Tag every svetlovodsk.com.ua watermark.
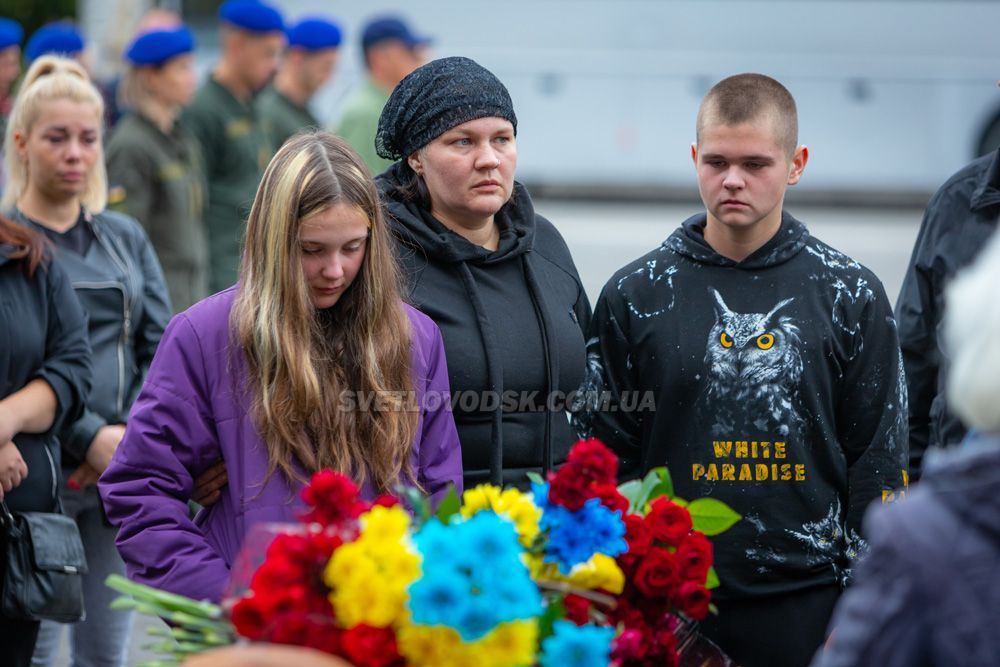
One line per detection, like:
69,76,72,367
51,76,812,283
336,390,656,413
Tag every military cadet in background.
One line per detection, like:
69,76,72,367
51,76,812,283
180,0,284,293
106,25,208,312
23,22,85,65
0,18,22,133
0,17,22,192
335,16,429,175
258,16,342,150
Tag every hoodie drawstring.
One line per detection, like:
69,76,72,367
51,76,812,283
522,254,559,476
457,263,505,485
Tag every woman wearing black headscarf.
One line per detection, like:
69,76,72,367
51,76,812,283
375,56,591,489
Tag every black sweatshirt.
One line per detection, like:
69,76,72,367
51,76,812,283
378,163,591,489
578,212,908,599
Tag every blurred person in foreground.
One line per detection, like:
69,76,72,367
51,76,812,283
376,57,591,489
23,22,85,65
3,55,171,667
577,73,907,667
258,16,342,149
0,214,91,666
181,0,284,293
106,24,207,312
99,132,462,604
895,139,1000,480
335,15,429,175
812,228,1000,667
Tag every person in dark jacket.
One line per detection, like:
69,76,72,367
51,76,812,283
895,148,1000,479
181,0,284,293
0,215,91,667
812,228,1000,667
107,24,208,313
257,16,342,149
375,56,591,489
3,55,172,667
578,74,908,667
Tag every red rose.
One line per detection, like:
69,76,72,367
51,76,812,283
592,483,629,514
649,627,680,667
645,498,692,546
567,438,619,485
676,531,713,582
340,624,402,667
624,513,653,555
563,593,592,625
634,549,680,598
677,581,712,620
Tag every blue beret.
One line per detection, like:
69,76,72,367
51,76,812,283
0,18,23,50
287,18,342,51
219,0,285,34
361,16,430,52
125,27,194,66
25,24,85,63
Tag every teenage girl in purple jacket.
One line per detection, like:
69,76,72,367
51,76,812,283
99,133,463,603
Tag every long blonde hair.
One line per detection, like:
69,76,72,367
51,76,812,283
231,132,418,493
2,55,107,212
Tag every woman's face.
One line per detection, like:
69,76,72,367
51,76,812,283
145,53,197,108
16,98,101,204
408,116,517,227
298,202,370,310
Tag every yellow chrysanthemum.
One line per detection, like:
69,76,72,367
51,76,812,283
478,620,537,667
461,485,542,547
529,553,625,595
359,504,411,544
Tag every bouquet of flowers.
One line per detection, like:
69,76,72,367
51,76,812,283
109,439,740,667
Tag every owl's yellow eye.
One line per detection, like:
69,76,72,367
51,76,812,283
756,334,775,350
720,332,733,348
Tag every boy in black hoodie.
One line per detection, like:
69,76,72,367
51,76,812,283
577,74,908,667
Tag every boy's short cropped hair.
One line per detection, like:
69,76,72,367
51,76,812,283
696,73,798,157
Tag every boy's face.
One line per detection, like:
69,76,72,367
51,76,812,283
692,117,807,235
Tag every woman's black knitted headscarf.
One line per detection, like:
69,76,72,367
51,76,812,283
375,56,517,161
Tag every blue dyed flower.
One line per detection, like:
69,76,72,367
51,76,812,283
540,620,615,667
408,569,469,626
541,496,628,573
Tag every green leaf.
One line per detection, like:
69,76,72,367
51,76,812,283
537,598,567,640
647,466,674,501
434,485,462,523
687,498,741,536
617,479,643,510
671,497,688,508
526,471,546,485
705,566,720,590
396,484,432,526
708,602,719,616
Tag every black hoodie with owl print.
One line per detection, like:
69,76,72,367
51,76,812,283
576,211,907,600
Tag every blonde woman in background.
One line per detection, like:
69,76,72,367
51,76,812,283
3,55,172,667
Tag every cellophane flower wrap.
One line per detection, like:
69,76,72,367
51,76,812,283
110,439,740,667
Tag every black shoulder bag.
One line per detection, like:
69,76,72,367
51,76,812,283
0,499,88,622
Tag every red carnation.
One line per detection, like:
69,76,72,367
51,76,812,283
634,549,680,598
645,497,692,546
300,470,368,527
340,624,402,667
677,580,712,620
611,627,648,662
563,593,592,625
230,596,267,640
567,438,618,485
623,513,653,556
547,469,592,511
676,531,713,582
591,482,629,514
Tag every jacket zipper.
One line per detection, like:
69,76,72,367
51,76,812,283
73,281,129,414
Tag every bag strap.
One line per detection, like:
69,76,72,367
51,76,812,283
0,499,15,531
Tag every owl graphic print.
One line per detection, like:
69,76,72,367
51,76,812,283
703,289,804,439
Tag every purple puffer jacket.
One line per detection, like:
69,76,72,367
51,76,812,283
99,287,462,603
